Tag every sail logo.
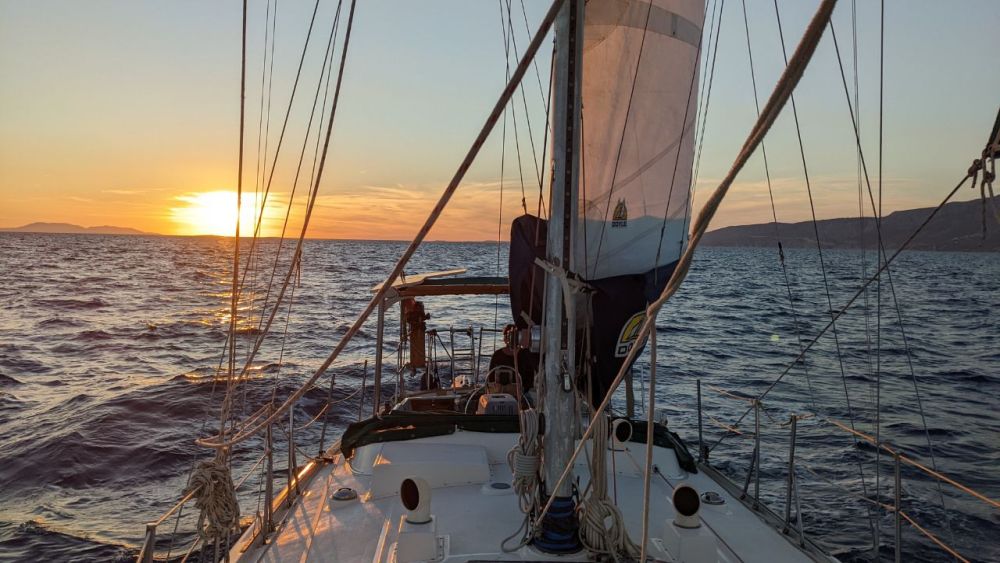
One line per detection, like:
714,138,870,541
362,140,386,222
612,199,628,228
615,311,644,357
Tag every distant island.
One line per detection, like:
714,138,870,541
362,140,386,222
0,222,151,235
702,197,999,252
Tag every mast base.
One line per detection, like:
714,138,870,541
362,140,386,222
533,495,582,554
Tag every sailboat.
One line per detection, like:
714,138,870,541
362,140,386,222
135,0,1000,561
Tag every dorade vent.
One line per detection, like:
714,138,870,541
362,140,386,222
401,477,432,524
673,483,701,528
612,418,633,446
663,483,717,562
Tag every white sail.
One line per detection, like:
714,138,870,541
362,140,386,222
576,0,703,281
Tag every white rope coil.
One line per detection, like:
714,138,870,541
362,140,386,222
577,414,640,560
186,458,241,542
508,408,541,513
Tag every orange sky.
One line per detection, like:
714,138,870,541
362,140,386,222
1,1,996,241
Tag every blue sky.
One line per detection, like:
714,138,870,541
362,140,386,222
1,0,997,238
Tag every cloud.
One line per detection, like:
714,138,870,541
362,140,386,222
306,180,529,240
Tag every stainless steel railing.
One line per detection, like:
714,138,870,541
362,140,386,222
696,378,996,563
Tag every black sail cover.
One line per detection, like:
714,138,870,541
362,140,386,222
509,0,702,402
510,215,677,403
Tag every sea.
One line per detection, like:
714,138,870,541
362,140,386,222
0,233,996,562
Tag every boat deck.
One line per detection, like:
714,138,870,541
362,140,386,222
230,429,830,562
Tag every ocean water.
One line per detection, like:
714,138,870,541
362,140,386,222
0,233,996,562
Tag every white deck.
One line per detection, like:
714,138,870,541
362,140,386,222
229,429,831,562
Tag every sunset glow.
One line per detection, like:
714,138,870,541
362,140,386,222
170,191,273,237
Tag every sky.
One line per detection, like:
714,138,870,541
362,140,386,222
1,0,997,240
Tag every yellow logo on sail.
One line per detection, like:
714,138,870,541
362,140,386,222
612,199,628,228
615,311,644,357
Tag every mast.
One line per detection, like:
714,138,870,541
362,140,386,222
538,0,583,552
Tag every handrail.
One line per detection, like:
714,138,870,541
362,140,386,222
153,487,200,528
706,383,755,404
703,382,1000,512
697,380,991,563
823,417,1000,510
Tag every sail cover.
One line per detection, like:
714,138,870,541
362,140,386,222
575,0,703,280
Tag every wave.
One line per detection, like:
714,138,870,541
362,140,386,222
0,520,132,563
0,374,23,386
32,297,109,310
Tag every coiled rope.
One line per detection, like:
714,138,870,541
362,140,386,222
501,408,541,552
577,414,640,561
185,458,241,543
508,408,541,513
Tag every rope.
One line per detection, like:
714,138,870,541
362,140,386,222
577,414,640,560
638,329,657,562
198,0,567,450
218,0,327,431
255,0,343,338
508,408,541,513
534,0,840,528
186,459,241,543
500,408,540,553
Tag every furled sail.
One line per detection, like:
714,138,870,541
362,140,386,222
580,0,703,401
576,0,703,281
510,0,703,402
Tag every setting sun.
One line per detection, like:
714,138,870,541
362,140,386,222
169,191,277,237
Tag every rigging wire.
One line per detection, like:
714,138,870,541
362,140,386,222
770,1,876,543
874,0,884,551
688,0,725,211
826,18,957,546
502,0,542,212
738,0,816,413
225,0,324,330
534,0,841,525
705,170,976,453
495,0,511,351
851,0,876,438
255,1,343,341
220,0,250,436
198,0,566,450
655,0,714,277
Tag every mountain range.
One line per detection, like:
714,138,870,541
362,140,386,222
701,197,999,252
3,197,999,251
0,222,150,235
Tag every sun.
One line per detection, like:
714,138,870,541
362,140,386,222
170,191,274,236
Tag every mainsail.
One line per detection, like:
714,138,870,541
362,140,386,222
511,0,703,401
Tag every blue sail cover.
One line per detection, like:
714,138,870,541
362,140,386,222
511,0,702,402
